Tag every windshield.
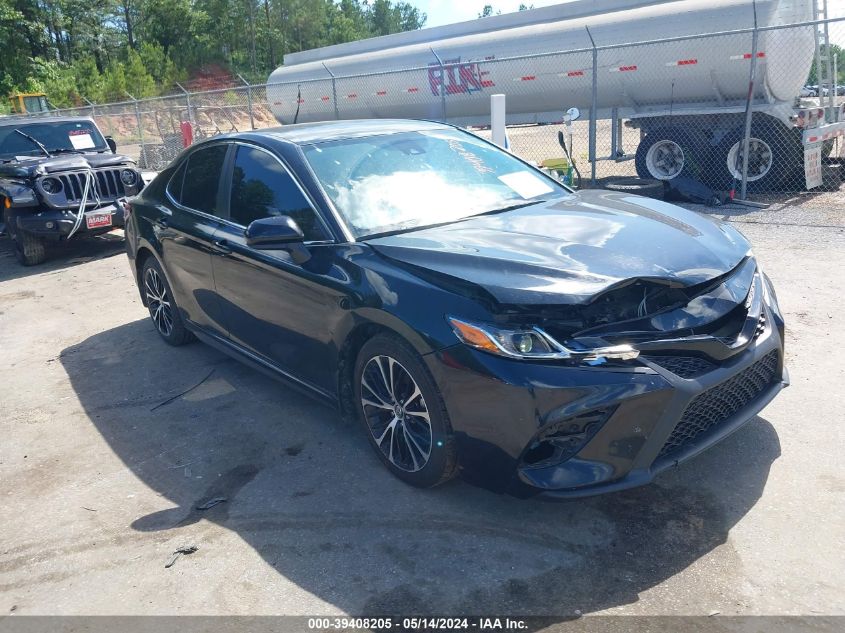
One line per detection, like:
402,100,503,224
301,128,570,238
0,121,108,159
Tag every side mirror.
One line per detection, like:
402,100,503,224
565,107,581,122
245,215,310,264
105,136,117,153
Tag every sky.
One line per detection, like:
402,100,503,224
416,0,567,28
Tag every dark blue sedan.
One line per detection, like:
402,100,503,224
124,119,787,498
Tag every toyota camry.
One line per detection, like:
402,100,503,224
124,119,788,498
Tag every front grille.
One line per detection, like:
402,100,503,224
58,169,126,203
658,350,779,459
643,355,717,379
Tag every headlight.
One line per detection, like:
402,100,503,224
41,177,62,194
120,169,138,186
447,317,639,361
449,317,556,358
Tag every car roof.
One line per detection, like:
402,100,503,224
0,116,96,128
233,119,452,145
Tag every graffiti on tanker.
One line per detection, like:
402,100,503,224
428,57,496,97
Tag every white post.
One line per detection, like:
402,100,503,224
491,94,507,149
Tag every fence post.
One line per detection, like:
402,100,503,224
176,82,193,125
237,73,256,130
491,94,507,148
82,96,95,119
125,92,145,168
322,63,339,120
739,3,760,200
430,47,447,122
585,27,598,185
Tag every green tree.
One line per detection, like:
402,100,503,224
124,48,157,97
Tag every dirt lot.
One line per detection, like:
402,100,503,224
0,196,843,619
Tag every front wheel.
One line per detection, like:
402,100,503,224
4,211,46,266
353,333,457,488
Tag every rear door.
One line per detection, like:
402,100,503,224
157,142,231,333
210,142,342,394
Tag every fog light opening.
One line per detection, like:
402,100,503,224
523,441,556,466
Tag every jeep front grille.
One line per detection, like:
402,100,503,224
58,169,126,203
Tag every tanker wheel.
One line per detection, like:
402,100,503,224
635,127,706,182
710,117,802,192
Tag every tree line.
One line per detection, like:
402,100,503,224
0,0,426,110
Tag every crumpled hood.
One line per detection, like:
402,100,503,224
366,190,751,305
0,152,135,178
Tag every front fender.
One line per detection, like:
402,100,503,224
0,181,39,208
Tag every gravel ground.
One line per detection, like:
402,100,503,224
0,195,843,620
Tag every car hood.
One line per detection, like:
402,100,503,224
0,153,135,178
366,190,751,305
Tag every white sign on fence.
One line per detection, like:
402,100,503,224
804,142,822,190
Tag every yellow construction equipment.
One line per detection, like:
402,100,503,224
7,93,49,114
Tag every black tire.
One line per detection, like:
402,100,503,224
141,257,195,346
4,211,47,266
635,127,707,182
604,177,664,199
353,333,457,488
708,116,802,192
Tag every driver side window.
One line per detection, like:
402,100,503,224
229,146,327,242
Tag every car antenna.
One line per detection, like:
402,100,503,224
13,129,52,157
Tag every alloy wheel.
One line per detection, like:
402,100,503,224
144,267,174,337
360,355,433,473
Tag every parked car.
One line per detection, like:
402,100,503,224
800,85,817,97
0,117,144,265
125,120,788,498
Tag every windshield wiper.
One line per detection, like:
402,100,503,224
473,200,549,217
13,129,51,157
359,200,553,240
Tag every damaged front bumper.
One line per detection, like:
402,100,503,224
424,271,787,498
14,202,125,240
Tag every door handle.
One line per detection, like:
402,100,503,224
154,218,168,229
212,239,232,254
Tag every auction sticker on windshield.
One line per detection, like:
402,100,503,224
69,129,96,150
497,171,554,199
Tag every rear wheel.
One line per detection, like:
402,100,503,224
142,257,194,346
635,127,706,182
709,117,802,191
354,333,457,488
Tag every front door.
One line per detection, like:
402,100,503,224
211,143,342,395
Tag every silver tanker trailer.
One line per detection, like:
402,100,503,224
268,0,844,191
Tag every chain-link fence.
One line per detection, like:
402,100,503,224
20,14,845,195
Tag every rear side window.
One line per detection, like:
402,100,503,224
166,160,187,203
229,146,327,241
181,144,228,216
